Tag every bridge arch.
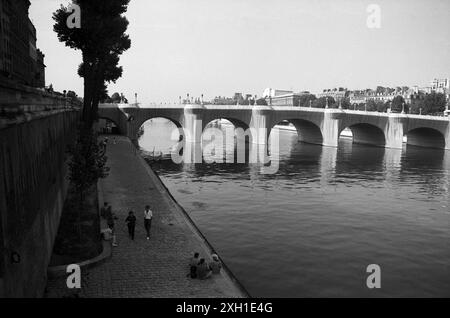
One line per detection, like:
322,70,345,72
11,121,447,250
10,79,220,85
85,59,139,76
203,117,250,131
134,117,186,159
136,116,183,136
97,117,122,134
135,116,183,131
269,119,323,145
405,127,446,149
201,116,254,146
339,123,386,147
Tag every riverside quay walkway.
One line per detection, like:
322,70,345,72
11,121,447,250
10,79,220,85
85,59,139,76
45,136,247,298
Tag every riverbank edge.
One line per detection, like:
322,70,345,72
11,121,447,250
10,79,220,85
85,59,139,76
132,139,250,298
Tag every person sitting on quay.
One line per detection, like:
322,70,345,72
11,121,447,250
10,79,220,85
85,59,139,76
196,258,212,280
209,254,222,275
101,225,117,247
101,227,113,241
188,252,200,278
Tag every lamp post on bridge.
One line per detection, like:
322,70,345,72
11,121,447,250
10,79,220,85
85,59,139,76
401,102,405,114
445,95,450,117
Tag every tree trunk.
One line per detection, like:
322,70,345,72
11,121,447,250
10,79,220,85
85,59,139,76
82,52,95,127
91,76,102,124
79,189,83,242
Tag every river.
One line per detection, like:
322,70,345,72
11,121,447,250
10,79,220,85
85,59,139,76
139,118,450,297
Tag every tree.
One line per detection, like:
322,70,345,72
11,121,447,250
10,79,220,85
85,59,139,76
67,90,78,98
391,95,405,113
376,86,385,94
256,98,268,106
67,126,109,237
376,101,389,113
331,97,351,109
410,92,446,115
53,0,131,127
298,94,317,107
111,92,122,103
312,96,335,109
366,100,378,112
340,97,351,109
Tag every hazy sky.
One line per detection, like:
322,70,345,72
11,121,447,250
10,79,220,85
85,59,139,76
30,0,449,103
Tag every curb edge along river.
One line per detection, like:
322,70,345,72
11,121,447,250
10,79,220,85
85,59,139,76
134,138,250,298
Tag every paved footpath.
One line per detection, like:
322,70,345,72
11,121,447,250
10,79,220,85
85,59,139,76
45,135,247,298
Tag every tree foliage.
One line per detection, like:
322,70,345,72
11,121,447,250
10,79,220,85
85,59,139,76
66,126,109,238
111,92,122,103
67,127,110,199
298,94,317,107
410,92,446,115
391,95,406,113
53,0,131,126
312,96,335,109
256,98,268,106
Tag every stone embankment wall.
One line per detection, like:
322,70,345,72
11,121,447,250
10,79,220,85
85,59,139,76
0,78,81,297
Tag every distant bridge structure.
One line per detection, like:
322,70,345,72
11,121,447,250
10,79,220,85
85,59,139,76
98,103,450,150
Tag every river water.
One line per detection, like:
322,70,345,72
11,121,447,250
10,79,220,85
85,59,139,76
139,118,450,297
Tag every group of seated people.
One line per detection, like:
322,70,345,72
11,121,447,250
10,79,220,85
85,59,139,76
188,252,222,280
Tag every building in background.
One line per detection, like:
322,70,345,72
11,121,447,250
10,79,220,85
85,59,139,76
317,88,348,102
262,88,293,99
263,88,312,106
429,78,449,94
0,0,45,87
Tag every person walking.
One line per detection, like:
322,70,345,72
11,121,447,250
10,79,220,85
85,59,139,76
125,211,137,240
100,202,108,218
144,205,153,240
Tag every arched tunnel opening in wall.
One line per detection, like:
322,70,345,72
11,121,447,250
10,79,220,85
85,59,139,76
271,119,324,145
97,117,121,135
341,123,386,147
406,128,446,149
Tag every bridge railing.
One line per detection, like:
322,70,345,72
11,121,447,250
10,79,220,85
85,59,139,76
102,103,449,121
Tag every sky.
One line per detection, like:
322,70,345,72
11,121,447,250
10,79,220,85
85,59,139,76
29,0,450,103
